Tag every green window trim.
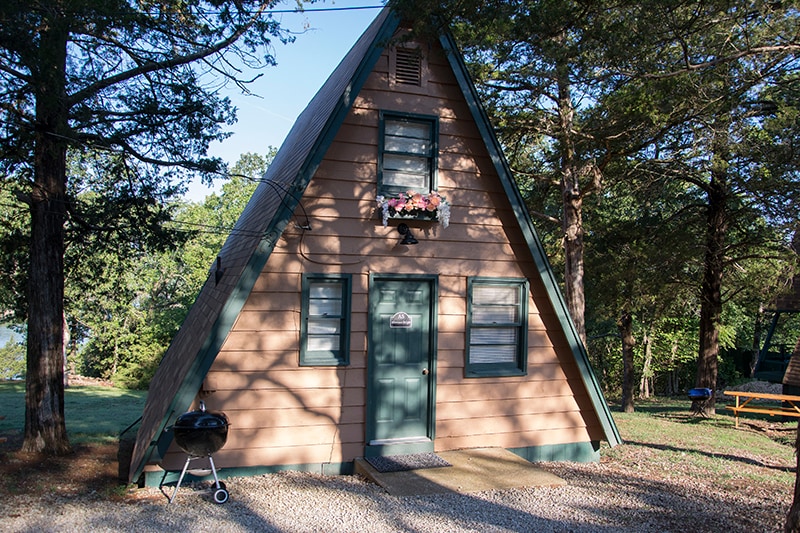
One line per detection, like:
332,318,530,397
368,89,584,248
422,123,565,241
466,277,529,377
378,111,439,196
300,274,352,366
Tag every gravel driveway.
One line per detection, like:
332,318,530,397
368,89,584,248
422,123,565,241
3,460,788,532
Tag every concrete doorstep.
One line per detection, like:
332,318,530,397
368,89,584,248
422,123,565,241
354,447,566,497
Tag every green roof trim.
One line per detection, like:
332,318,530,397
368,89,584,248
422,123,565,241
438,30,621,447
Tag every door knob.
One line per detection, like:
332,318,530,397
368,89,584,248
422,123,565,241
421,368,429,375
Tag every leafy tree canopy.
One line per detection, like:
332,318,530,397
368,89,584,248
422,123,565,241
68,151,271,388
0,0,303,454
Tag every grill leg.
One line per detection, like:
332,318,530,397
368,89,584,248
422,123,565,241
169,455,193,504
208,455,229,504
209,455,221,489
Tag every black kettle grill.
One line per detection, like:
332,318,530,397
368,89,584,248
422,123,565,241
168,401,230,504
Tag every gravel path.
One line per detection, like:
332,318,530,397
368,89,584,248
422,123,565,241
2,461,788,533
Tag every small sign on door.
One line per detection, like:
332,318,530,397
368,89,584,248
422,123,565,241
389,312,412,328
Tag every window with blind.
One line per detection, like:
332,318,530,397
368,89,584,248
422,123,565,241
378,112,438,196
466,278,529,377
300,274,351,366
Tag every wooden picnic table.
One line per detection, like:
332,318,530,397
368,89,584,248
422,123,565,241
724,390,800,428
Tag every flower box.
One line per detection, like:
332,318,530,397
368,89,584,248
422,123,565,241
376,190,450,228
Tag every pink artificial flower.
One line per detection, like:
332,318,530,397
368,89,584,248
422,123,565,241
425,194,441,211
387,197,405,210
409,192,427,210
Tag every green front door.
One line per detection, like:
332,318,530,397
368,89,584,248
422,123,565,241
367,276,436,456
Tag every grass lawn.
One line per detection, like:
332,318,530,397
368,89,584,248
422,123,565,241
605,396,797,490
0,380,147,444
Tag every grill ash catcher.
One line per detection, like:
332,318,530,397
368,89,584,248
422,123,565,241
166,401,230,504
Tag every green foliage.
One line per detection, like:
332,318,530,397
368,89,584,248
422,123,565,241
586,333,624,395
759,311,800,357
0,187,29,322
0,333,24,379
69,152,271,387
647,317,698,369
0,1,291,185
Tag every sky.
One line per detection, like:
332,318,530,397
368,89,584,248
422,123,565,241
186,1,386,201
0,325,15,346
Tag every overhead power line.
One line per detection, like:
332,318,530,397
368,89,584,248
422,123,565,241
265,5,385,14
50,4,386,17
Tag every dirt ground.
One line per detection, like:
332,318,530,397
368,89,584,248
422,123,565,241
1,421,795,502
0,376,137,503
0,428,170,505
0,434,132,501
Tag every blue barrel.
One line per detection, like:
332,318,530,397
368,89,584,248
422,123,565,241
687,387,713,400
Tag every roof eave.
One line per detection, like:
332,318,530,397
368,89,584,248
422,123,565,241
438,30,622,448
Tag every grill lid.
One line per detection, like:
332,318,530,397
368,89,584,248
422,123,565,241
173,401,228,430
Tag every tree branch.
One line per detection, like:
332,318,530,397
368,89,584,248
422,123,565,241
625,45,800,80
66,2,272,107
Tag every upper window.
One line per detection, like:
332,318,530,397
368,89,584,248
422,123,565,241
378,112,438,196
466,278,529,377
300,274,351,366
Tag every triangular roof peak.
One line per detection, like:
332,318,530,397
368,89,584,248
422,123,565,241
130,6,619,483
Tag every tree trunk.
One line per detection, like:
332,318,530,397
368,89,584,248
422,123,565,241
692,138,729,417
667,342,680,396
556,64,586,346
639,331,652,399
22,19,71,455
63,313,70,388
619,310,636,413
751,306,764,377
666,369,677,396
785,424,800,532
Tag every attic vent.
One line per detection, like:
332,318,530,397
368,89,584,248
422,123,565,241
395,47,422,86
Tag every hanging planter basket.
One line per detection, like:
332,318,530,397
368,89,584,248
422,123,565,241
376,190,450,228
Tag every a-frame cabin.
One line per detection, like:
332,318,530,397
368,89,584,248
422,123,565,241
129,7,620,485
